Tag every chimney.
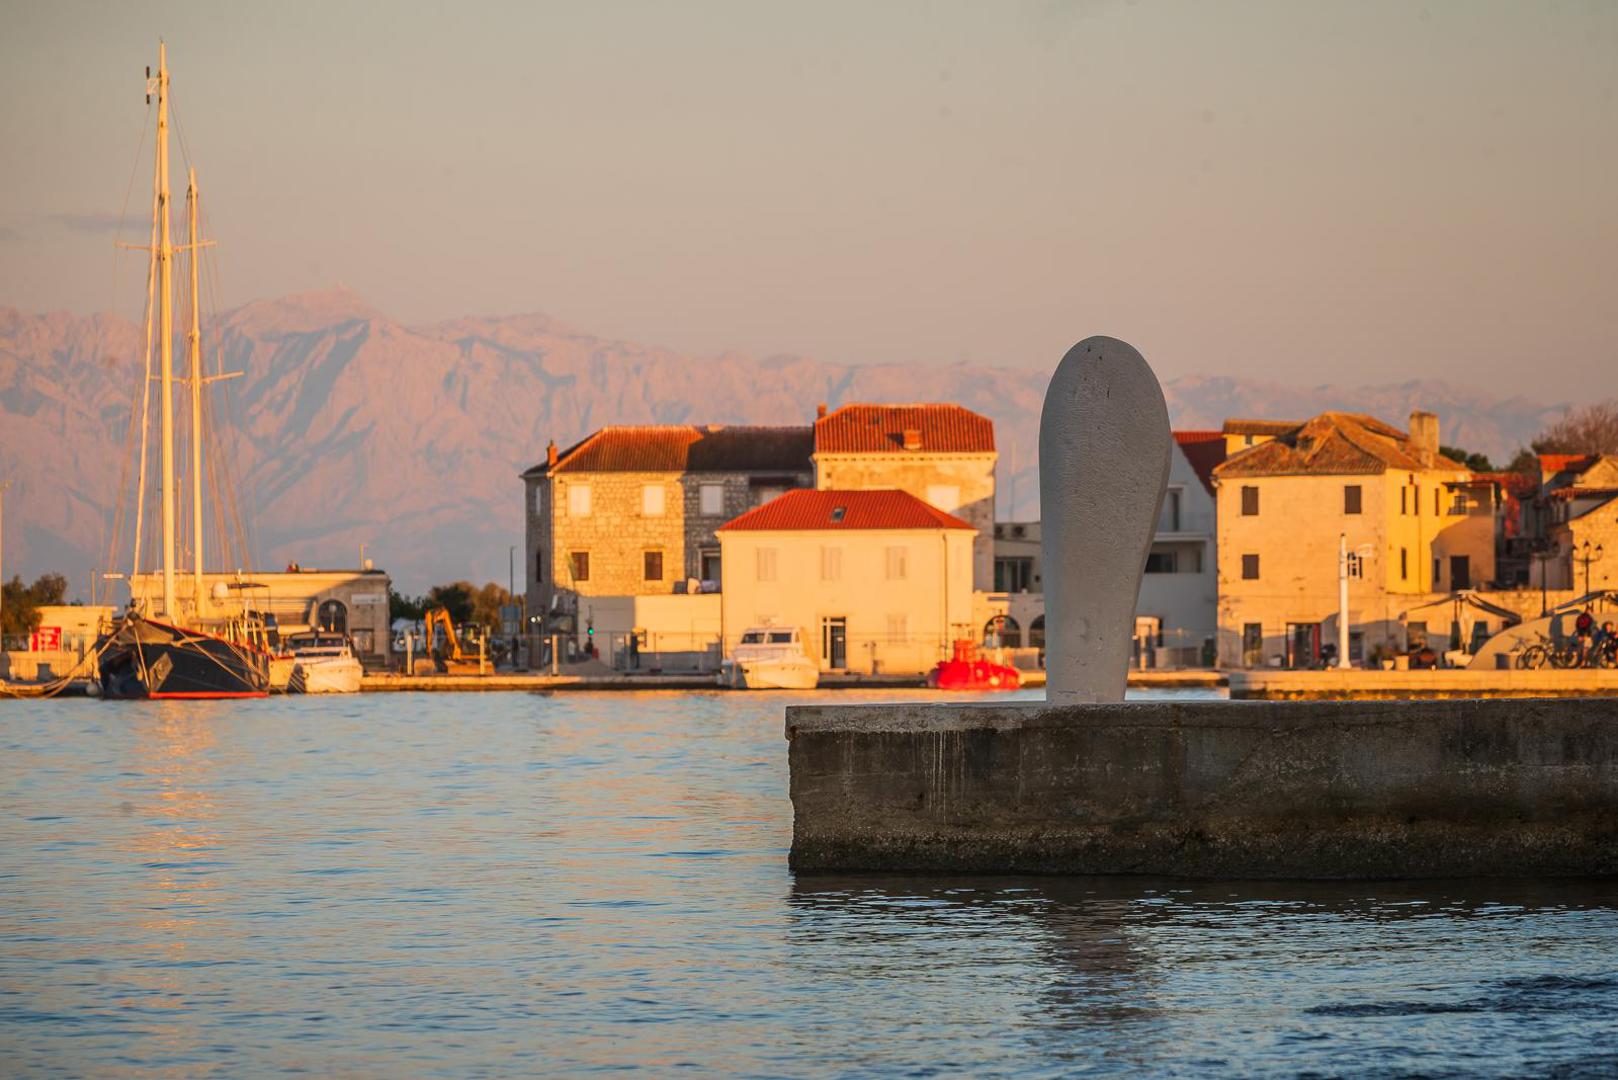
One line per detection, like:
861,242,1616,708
1408,411,1439,466
902,428,923,451
816,403,828,419
546,440,558,468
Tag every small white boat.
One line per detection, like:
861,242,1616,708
720,626,820,690
286,632,363,694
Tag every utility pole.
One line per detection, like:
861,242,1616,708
1337,533,1351,669
0,481,8,636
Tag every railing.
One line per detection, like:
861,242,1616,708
1154,510,1215,535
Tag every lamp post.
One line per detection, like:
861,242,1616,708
1575,539,1605,597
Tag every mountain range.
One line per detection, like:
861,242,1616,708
0,288,1570,595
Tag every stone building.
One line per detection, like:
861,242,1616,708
1534,453,1618,593
1212,410,1495,668
521,425,813,643
716,488,977,673
812,404,998,590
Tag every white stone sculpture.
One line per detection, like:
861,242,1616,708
1039,336,1172,704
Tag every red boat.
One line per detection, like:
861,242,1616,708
926,639,1022,691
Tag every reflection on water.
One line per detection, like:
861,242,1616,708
2,689,1617,1076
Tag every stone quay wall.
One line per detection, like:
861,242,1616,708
786,698,1618,879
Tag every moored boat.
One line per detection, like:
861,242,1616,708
926,639,1021,691
94,44,271,700
285,632,363,694
720,626,820,690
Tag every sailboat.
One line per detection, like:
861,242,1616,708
97,44,271,700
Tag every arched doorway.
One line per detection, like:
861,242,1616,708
1029,615,1045,650
984,614,1021,649
317,598,348,634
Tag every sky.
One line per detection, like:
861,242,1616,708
2,0,1616,392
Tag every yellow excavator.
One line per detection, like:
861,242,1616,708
423,607,489,675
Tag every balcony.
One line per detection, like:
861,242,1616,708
1154,509,1214,537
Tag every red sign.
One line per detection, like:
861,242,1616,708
30,626,62,652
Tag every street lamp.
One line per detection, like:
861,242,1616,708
1575,539,1605,597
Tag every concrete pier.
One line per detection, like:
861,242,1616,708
1228,669,1618,699
786,698,1618,878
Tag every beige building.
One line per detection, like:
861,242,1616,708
126,567,393,665
1213,410,1496,667
521,425,814,643
716,488,976,673
812,404,997,590
1535,454,1618,593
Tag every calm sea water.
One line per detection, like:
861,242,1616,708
3,688,1617,1077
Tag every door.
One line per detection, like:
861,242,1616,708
1450,555,1471,590
1286,622,1320,668
1242,623,1263,668
820,617,847,670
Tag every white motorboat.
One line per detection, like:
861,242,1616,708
720,626,820,690
286,632,363,694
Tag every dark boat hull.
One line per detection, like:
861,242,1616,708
97,615,271,700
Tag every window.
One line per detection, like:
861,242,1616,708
1407,621,1428,649
644,551,663,581
1145,550,1178,574
885,545,909,581
820,545,843,581
1401,487,1408,515
699,549,721,583
1241,554,1259,580
642,484,665,517
887,614,909,642
1344,485,1362,515
570,551,590,582
926,484,962,513
1241,486,1259,516
1400,547,1408,580
1434,488,1440,516
1349,631,1365,663
1158,489,1182,532
755,485,786,507
534,486,544,514
994,556,1032,592
756,547,778,582
568,484,591,517
699,483,724,517
1451,555,1471,590
1433,557,1442,586
535,549,543,583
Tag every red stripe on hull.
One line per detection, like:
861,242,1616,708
147,690,269,700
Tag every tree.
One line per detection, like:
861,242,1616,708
388,588,426,622
470,582,512,632
1531,400,1618,456
1440,445,1495,472
425,581,475,625
1,573,69,638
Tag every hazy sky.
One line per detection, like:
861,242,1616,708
3,0,1616,392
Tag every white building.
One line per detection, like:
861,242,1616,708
717,488,976,673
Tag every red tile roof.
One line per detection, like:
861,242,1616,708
1538,454,1599,477
525,425,813,476
1214,412,1466,478
1173,430,1226,495
1222,418,1301,436
814,404,995,454
717,489,976,532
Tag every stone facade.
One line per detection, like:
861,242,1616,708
1213,412,1497,668
814,453,996,589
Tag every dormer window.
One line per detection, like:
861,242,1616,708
830,506,847,523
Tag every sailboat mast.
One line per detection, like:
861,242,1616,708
155,42,177,620
187,168,205,615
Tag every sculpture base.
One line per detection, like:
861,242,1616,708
785,699,1618,879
